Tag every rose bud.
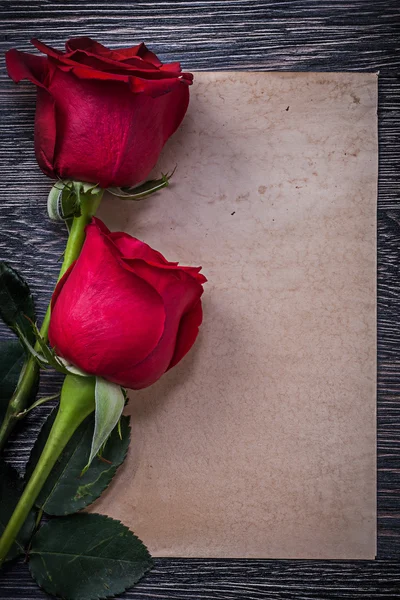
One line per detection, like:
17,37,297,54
48,218,206,390
6,38,193,188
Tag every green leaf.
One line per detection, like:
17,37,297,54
0,339,25,424
0,460,36,562
0,262,36,343
26,409,130,516
85,378,125,471
29,514,153,600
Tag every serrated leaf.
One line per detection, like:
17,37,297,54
86,378,125,470
29,514,153,600
0,262,36,342
26,409,130,516
0,339,25,424
0,460,36,562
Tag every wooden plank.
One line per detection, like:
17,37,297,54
0,0,399,597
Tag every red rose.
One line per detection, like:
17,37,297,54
6,38,193,188
48,218,206,390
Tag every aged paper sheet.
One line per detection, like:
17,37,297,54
95,72,378,559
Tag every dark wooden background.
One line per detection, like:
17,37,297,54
0,1,399,598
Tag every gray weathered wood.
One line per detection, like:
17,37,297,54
0,0,399,598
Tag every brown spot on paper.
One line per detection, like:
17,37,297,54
95,72,378,560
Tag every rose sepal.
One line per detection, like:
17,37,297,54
0,374,96,565
16,320,89,378
107,167,175,200
47,180,103,231
15,322,125,473
84,378,125,473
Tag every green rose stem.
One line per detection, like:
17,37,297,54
0,187,103,453
0,374,96,564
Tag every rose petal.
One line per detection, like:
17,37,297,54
34,38,164,80
168,300,203,369
65,50,173,77
50,262,76,309
127,43,163,67
65,37,111,55
128,75,188,96
33,87,57,177
109,230,177,266
65,38,161,66
114,266,203,389
5,49,48,86
125,256,207,284
47,67,190,187
49,221,167,380
52,38,185,83
31,38,63,58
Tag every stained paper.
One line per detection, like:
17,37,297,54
94,72,378,559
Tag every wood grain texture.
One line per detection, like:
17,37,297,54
0,0,399,598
